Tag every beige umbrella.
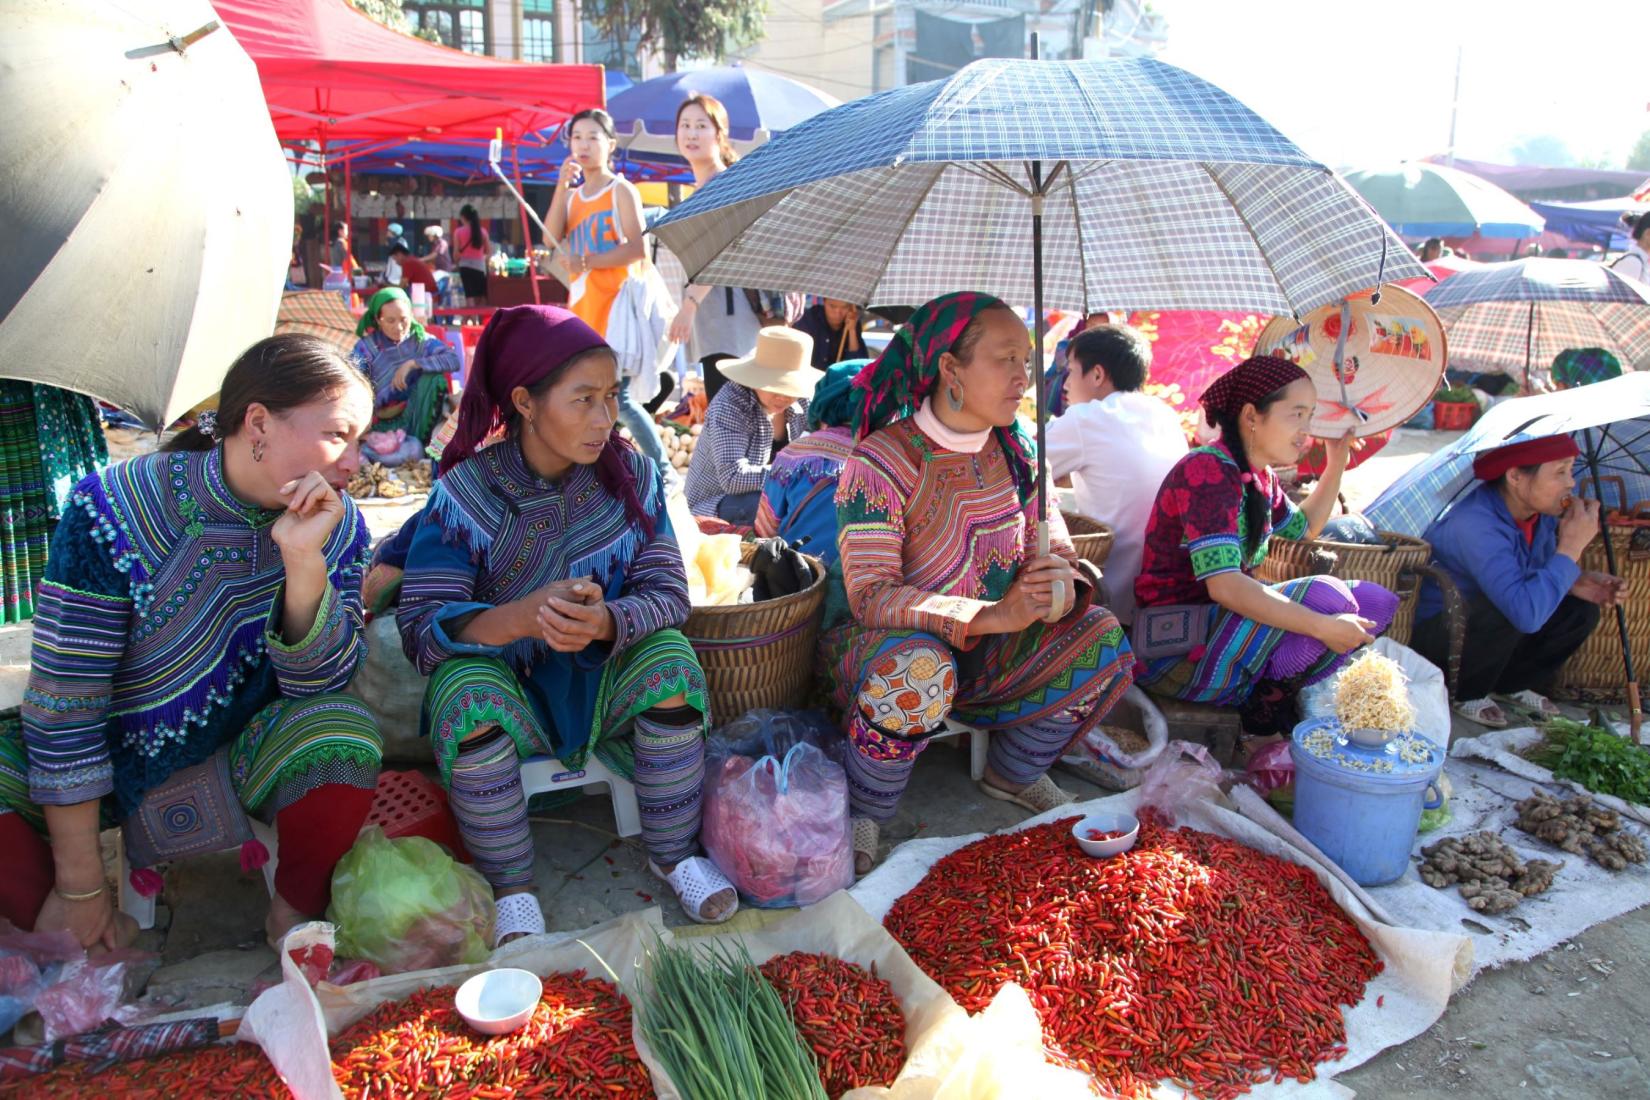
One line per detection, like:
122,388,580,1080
0,0,291,430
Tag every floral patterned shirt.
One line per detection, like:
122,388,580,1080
1133,444,1307,610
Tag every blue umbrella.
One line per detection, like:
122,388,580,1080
1529,196,1642,250
1366,373,1650,736
608,65,839,157
1423,258,1650,380
1343,162,1545,241
653,52,1421,598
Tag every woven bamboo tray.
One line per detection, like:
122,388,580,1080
1061,511,1115,570
1254,531,1432,646
1556,521,1650,699
682,544,827,725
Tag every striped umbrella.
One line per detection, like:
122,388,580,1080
652,53,1422,590
1423,257,1650,382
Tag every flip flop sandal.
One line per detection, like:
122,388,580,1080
1452,697,1509,729
978,773,1076,814
650,856,739,925
1495,691,1562,718
851,817,880,877
494,892,546,947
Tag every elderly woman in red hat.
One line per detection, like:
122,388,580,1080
1412,435,1625,727
1133,355,1399,728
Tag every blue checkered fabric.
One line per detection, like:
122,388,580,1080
1365,374,1650,536
652,57,1423,317
1423,257,1650,309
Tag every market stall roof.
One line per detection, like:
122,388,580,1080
212,0,602,146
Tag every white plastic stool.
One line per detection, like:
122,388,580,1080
936,719,991,782
519,754,642,837
116,817,279,930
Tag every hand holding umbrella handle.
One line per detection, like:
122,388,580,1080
1038,520,1069,624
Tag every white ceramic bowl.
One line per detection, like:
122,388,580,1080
455,968,542,1035
1072,811,1140,858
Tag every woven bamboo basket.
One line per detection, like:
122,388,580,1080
1060,511,1115,570
1555,519,1650,699
1254,532,1433,646
682,545,828,725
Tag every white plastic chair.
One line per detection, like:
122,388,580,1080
117,817,278,931
518,754,641,837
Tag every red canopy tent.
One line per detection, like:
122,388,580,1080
214,0,602,303
213,0,602,147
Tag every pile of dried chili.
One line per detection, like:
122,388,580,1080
757,951,907,1096
884,814,1382,1100
7,970,653,1100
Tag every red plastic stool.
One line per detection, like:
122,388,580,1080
365,770,471,862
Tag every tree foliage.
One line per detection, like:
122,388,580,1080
584,0,770,70
1629,131,1650,174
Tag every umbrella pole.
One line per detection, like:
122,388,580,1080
511,144,542,305
1523,301,1534,394
1027,32,1064,622
1584,428,1643,742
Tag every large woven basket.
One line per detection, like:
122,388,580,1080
1556,518,1650,699
1254,532,1432,646
1061,511,1115,570
682,545,828,725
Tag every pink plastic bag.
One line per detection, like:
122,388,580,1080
701,715,853,908
1245,740,1295,797
1137,740,1225,817
34,958,128,1041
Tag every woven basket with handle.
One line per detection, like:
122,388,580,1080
1060,511,1115,570
682,544,828,725
1555,482,1650,700
1254,532,1432,646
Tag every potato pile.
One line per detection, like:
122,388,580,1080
347,459,434,500
619,422,701,473
1418,831,1561,913
1513,790,1649,871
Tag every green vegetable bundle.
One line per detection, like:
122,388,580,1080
1528,718,1650,805
636,937,828,1100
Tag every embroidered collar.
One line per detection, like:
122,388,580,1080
492,437,599,498
180,446,282,533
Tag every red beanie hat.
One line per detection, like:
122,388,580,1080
1471,435,1580,481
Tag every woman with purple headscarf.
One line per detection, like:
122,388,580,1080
396,306,736,940
1133,355,1399,729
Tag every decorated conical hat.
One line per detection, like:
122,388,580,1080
1255,283,1447,437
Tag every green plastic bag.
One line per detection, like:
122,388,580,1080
326,827,495,973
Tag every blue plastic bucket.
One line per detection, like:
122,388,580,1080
1289,718,1444,886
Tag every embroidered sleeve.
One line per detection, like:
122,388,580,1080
1268,478,1307,542
1178,454,1245,581
417,335,462,376
604,470,692,658
754,479,784,539
267,510,370,696
837,453,987,647
22,505,132,806
396,504,500,675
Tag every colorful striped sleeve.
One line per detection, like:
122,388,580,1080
266,510,370,697
396,505,498,676
836,453,988,648
22,506,131,806
604,470,692,656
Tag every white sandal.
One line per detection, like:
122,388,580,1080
1496,690,1562,718
493,892,546,946
979,773,1076,814
650,856,739,925
1452,697,1509,729
851,817,880,877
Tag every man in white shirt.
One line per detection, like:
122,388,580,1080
1046,324,1189,625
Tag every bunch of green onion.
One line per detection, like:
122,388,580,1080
635,936,827,1100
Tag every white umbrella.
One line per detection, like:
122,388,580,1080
0,0,292,430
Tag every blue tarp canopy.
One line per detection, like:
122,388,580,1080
1528,196,1642,250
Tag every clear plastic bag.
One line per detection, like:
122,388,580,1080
1137,740,1225,817
326,827,494,974
702,710,853,908
34,957,129,1041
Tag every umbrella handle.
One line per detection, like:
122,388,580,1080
1629,683,1644,745
1038,520,1068,624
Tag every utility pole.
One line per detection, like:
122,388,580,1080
1445,45,1462,168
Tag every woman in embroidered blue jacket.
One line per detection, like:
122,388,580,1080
396,305,737,941
0,336,383,950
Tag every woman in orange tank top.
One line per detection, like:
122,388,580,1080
547,109,646,336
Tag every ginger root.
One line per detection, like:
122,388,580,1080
1513,790,1648,872
1418,831,1559,912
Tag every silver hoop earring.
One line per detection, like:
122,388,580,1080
945,383,965,413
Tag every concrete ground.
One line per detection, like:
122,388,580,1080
14,425,1649,1097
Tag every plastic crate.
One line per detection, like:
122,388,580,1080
366,769,470,862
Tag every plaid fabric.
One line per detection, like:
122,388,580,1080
1434,301,1650,379
274,289,359,357
683,381,811,517
651,57,1423,317
1365,374,1650,536
0,1018,219,1081
1424,257,1650,309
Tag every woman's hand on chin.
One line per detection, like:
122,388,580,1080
273,470,347,561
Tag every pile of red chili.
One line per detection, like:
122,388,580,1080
5,971,653,1100
758,951,907,1097
884,814,1382,1100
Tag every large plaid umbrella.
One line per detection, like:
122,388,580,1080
652,54,1422,564
1365,372,1650,737
1423,257,1650,381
